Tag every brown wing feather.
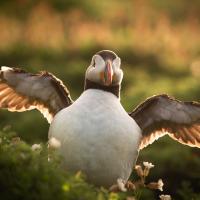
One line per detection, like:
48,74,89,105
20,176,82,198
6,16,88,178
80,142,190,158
130,94,200,149
0,66,73,123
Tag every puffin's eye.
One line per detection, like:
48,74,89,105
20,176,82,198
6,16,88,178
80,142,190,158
94,55,105,68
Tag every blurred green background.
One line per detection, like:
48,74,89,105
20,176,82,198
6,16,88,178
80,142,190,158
0,0,200,199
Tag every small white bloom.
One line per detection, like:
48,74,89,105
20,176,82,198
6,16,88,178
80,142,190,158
157,179,164,191
143,162,154,169
31,144,41,151
143,162,154,176
117,178,127,192
159,194,171,200
135,165,144,177
49,137,61,149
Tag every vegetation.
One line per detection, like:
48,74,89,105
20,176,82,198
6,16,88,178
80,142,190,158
0,0,200,199
0,129,172,200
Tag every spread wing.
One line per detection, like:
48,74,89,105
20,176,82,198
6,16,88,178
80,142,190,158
129,94,200,149
0,66,73,123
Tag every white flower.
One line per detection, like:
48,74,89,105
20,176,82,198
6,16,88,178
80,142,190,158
157,179,164,191
143,162,154,169
117,178,127,192
31,144,41,151
147,179,164,191
49,137,61,149
135,165,144,177
159,194,171,200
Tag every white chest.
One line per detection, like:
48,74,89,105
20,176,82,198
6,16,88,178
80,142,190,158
49,89,142,187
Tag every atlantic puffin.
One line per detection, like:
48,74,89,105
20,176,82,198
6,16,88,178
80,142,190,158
0,50,200,187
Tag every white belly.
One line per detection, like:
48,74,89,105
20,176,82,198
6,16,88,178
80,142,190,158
49,89,142,187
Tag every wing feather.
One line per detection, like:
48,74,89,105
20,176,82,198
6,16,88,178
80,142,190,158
130,94,200,149
0,66,73,123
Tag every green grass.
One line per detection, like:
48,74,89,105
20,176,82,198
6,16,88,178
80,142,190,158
0,129,162,200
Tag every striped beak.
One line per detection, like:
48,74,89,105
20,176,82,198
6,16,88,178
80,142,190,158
103,60,113,86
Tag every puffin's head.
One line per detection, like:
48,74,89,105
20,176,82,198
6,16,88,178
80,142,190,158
86,50,123,86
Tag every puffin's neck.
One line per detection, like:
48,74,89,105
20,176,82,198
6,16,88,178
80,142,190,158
84,79,120,98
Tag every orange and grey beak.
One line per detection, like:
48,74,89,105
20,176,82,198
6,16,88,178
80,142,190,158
103,60,114,86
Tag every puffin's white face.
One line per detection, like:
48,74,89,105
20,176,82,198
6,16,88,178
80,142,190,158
86,54,123,86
